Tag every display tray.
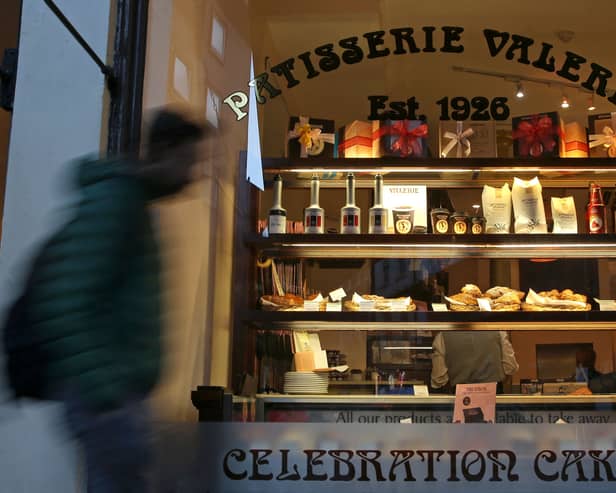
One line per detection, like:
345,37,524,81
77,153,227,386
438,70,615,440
248,233,616,259
244,309,616,331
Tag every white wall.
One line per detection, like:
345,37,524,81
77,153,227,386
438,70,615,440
0,0,111,491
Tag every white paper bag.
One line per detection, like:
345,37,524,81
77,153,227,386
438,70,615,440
482,183,512,233
512,177,547,233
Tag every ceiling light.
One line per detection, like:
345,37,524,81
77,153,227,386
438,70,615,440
515,82,525,99
561,94,570,109
587,93,596,111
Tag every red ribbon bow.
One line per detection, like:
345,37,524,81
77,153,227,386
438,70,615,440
513,116,559,157
385,121,428,157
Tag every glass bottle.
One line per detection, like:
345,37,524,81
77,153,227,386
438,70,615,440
369,174,388,234
268,174,287,234
587,182,606,234
340,173,361,234
304,174,325,234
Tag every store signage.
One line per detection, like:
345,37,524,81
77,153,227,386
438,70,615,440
224,26,616,121
158,423,616,492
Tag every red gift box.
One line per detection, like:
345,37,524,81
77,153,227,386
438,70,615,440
512,112,564,158
376,120,429,158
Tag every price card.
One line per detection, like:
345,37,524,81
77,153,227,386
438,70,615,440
595,298,616,311
326,302,342,312
391,300,409,311
413,385,430,396
431,303,448,312
477,298,492,311
329,287,347,302
359,300,376,311
303,300,321,312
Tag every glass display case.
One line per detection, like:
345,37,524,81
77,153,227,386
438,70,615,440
232,155,616,421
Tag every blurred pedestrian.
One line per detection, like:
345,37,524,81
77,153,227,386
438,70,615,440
27,108,204,492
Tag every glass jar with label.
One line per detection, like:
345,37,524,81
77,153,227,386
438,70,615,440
450,211,469,235
430,207,450,234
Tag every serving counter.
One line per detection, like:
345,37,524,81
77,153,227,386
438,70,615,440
256,393,616,424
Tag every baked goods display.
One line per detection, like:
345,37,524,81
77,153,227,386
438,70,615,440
522,288,591,311
446,284,524,312
344,293,416,312
260,293,305,310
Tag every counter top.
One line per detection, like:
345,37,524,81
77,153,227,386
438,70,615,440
256,393,616,405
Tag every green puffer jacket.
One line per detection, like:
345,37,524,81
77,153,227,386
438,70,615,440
29,158,162,411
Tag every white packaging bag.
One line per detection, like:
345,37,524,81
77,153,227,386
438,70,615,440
482,183,512,233
551,196,578,233
512,177,547,233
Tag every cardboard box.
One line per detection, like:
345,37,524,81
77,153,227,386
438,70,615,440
439,120,496,158
512,112,564,157
287,116,335,159
563,121,589,158
376,120,429,158
588,112,616,158
337,120,379,158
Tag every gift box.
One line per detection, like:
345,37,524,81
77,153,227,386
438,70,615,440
496,123,514,157
439,121,496,158
337,120,379,158
563,121,589,158
512,112,564,158
588,112,616,158
376,120,429,158
287,116,335,159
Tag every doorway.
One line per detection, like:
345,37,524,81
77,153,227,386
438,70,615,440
0,0,22,241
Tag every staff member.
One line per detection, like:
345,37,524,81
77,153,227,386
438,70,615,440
431,331,519,393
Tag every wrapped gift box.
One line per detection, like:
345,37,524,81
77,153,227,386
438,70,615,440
512,112,564,158
496,123,514,157
337,120,379,158
439,121,496,158
588,112,616,158
376,119,429,158
563,121,589,158
287,116,335,159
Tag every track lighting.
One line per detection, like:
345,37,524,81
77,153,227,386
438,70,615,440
560,93,570,109
515,81,525,99
587,93,596,111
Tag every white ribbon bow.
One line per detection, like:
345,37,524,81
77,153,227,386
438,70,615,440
589,126,616,156
288,115,336,158
441,121,474,158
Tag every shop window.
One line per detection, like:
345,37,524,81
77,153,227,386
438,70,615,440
210,14,225,61
173,56,190,100
206,88,220,128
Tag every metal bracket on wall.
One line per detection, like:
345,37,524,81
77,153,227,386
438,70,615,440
0,48,18,112
43,0,117,95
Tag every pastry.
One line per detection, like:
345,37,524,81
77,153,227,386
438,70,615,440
461,284,482,297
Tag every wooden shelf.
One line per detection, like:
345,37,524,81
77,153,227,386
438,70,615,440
248,233,616,259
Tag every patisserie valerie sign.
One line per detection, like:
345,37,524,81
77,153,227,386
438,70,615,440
224,27,616,121
162,423,616,492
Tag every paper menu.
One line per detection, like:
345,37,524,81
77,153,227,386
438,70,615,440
453,382,497,424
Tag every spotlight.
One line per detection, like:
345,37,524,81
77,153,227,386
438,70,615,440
515,82,525,99
587,94,596,111
560,94,570,109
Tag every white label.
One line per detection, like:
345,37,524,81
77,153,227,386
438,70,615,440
268,215,286,234
477,298,492,311
595,298,616,311
303,300,321,312
413,385,430,396
431,303,449,312
391,300,408,311
359,300,376,311
326,302,342,312
329,287,347,302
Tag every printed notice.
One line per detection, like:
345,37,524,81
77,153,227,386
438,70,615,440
453,382,497,424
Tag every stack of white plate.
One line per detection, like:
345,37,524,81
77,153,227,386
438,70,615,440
283,371,329,394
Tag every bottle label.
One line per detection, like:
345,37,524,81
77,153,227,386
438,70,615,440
589,214,604,233
305,214,322,227
453,220,467,234
268,215,286,234
435,219,449,234
471,222,484,234
343,214,359,227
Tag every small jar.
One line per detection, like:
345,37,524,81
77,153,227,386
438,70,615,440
430,208,450,234
450,211,469,235
471,215,486,234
